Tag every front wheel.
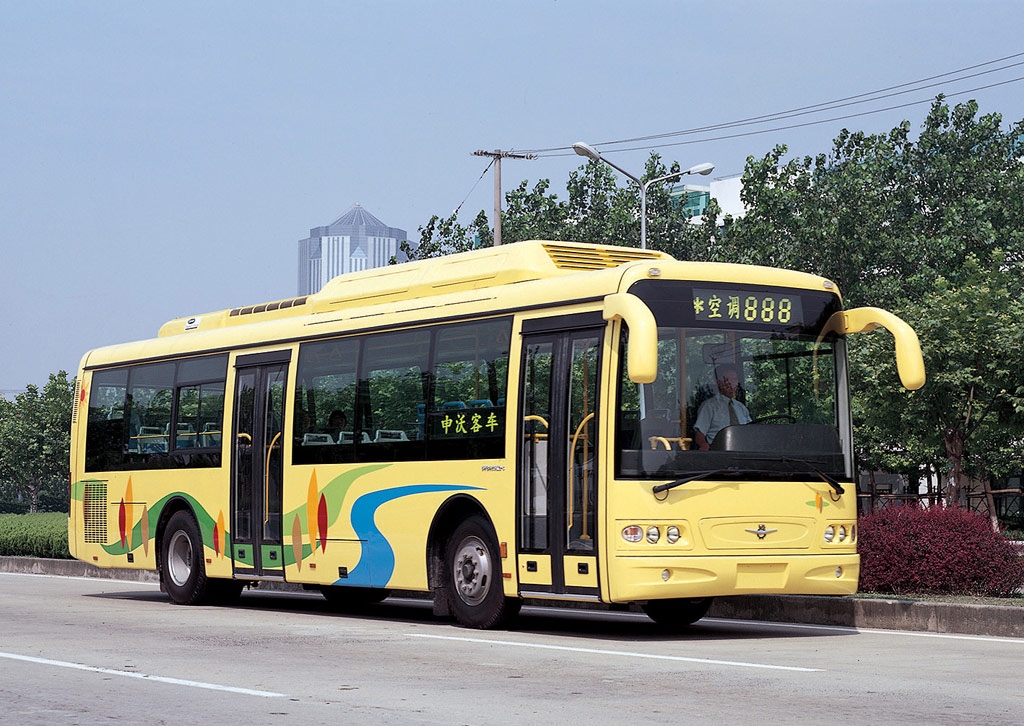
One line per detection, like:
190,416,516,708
642,597,714,630
445,515,520,629
162,511,211,605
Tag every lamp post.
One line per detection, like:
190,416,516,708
572,142,714,249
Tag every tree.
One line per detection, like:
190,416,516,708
716,98,1024,309
395,210,490,263
0,371,75,513
410,151,722,261
852,255,1024,510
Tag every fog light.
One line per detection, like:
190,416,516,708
838,525,848,542
835,566,843,578
662,569,671,581
646,526,661,544
824,525,835,543
622,525,643,543
666,526,681,544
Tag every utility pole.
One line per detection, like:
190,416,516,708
472,149,536,245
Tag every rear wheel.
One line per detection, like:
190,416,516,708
642,597,714,629
445,515,520,629
162,511,211,605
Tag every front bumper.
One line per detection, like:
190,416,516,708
608,553,859,602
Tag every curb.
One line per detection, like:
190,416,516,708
3,557,1020,639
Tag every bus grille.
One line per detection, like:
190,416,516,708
543,243,662,270
82,482,107,544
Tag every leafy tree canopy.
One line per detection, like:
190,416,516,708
0,371,74,513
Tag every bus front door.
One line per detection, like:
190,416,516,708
518,324,601,600
231,354,289,579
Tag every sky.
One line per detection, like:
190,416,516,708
3,1,1024,391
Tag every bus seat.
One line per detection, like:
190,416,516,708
443,401,467,410
468,399,493,408
374,429,409,443
303,432,335,446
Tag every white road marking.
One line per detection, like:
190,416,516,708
0,651,287,698
409,633,823,672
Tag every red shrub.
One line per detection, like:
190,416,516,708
858,505,1024,597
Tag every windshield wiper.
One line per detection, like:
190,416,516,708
652,468,778,495
778,457,845,495
651,459,845,496
737,456,845,496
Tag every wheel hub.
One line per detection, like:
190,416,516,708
168,530,193,587
453,536,490,605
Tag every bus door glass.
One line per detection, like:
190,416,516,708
231,355,289,577
518,321,601,598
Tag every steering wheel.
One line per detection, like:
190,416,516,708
749,414,797,424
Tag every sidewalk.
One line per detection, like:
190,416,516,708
3,556,1021,638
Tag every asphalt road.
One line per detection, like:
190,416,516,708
1,573,1021,725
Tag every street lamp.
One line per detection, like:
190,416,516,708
572,142,714,249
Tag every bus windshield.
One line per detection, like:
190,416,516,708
616,281,851,481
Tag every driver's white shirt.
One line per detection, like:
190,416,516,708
694,393,752,444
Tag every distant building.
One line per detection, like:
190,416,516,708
297,204,408,295
669,175,745,224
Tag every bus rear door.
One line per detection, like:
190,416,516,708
231,351,290,579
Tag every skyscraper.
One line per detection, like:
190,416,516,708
297,204,408,295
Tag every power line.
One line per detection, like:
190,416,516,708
451,157,494,218
532,74,1024,158
514,51,1024,156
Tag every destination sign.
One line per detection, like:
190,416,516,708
691,288,804,326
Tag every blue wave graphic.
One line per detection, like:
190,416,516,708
335,484,481,587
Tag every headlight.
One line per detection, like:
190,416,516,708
850,525,857,542
622,525,643,543
838,525,848,542
646,526,661,544
665,526,681,544
824,525,835,543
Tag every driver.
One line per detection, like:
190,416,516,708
694,363,751,450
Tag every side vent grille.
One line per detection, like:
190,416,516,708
543,243,662,270
71,380,81,424
230,296,309,318
83,481,107,544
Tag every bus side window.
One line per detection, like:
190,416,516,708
85,368,129,472
429,319,510,460
357,329,430,462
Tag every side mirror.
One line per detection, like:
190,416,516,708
820,307,926,390
603,293,657,384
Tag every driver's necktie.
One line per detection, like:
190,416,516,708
728,399,739,426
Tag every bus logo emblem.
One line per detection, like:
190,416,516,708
745,525,778,540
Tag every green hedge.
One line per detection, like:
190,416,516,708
0,512,71,559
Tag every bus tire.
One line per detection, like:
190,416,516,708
445,515,520,629
642,597,713,629
161,511,211,605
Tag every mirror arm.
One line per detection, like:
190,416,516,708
819,307,925,390
603,293,657,384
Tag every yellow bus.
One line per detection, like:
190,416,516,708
69,241,924,628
